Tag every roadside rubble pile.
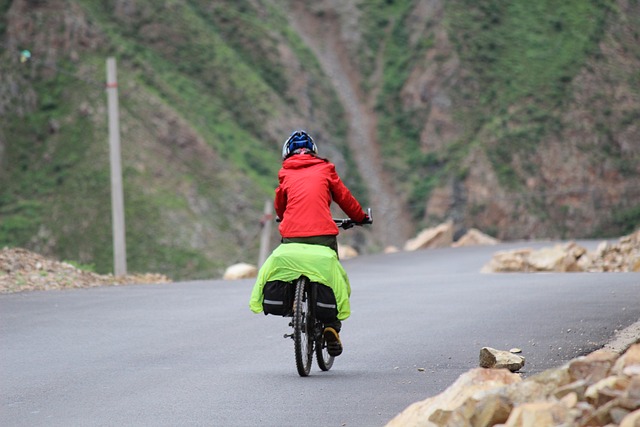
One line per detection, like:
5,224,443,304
387,343,640,427
482,230,640,273
0,247,170,294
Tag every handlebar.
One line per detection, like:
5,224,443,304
334,208,373,230
275,208,373,230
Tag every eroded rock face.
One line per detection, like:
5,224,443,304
386,343,640,427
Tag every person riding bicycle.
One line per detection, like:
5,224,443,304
271,130,368,356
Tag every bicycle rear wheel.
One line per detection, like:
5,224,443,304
315,326,335,371
293,276,313,376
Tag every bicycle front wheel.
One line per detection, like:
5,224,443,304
293,276,313,376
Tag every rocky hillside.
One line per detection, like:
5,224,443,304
1,0,639,279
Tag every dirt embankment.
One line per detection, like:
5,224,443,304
0,247,170,294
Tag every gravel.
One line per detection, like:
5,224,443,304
0,247,170,294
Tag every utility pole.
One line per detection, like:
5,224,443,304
258,200,273,267
106,57,127,276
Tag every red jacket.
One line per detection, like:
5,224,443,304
275,154,366,238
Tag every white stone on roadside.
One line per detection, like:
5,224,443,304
223,263,257,280
510,348,522,354
479,347,525,372
338,244,358,260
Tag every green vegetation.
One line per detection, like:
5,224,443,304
1,0,637,278
0,0,354,279
445,0,610,186
0,0,11,36
358,0,439,218
596,204,640,238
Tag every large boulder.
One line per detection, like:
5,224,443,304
404,221,454,251
386,368,522,427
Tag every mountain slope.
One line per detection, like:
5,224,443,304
1,0,639,279
0,0,364,278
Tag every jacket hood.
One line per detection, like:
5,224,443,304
282,153,327,169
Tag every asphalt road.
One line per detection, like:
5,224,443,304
2,241,639,427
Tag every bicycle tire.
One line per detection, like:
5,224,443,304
293,276,313,376
315,329,335,371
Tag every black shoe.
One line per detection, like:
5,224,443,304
323,327,343,357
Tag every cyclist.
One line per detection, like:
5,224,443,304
273,130,369,356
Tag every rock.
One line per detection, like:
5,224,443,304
525,243,582,272
384,245,400,254
612,343,640,375
569,349,618,384
386,368,521,427
471,394,513,427
554,379,589,400
503,401,571,427
620,408,640,427
222,263,257,280
480,347,526,372
0,247,170,293
482,230,640,273
338,244,358,260
404,221,454,251
386,340,640,427
585,376,630,407
452,228,499,247
481,248,533,273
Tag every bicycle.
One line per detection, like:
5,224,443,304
281,210,373,376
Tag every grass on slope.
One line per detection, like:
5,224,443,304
446,0,611,188
1,0,360,279
357,0,610,222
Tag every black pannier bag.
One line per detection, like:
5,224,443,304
314,282,338,323
262,280,293,316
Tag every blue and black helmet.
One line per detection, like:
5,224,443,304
282,130,317,159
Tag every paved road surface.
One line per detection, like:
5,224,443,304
2,241,639,426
